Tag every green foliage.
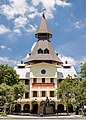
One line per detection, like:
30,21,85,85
80,63,86,78
13,82,25,100
79,78,86,104
0,64,19,86
58,76,81,114
0,64,25,114
58,65,86,114
0,83,14,103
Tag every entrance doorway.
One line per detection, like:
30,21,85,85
68,104,73,113
23,104,30,113
32,101,38,114
57,104,64,113
15,104,21,113
50,101,55,113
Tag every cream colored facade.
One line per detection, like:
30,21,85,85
14,13,77,114
15,62,61,113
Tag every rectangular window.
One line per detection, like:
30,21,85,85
50,91,54,97
42,91,46,97
33,78,37,83
33,91,37,97
42,78,45,83
50,78,54,83
25,79,29,85
25,92,29,98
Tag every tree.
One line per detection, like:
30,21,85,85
0,83,13,115
13,82,25,100
58,76,81,114
79,63,86,112
58,76,73,114
0,64,19,86
79,78,86,114
0,64,25,115
80,63,86,78
0,82,25,115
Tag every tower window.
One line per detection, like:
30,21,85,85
38,48,43,54
44,48,49,54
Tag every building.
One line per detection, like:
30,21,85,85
14,13,77,114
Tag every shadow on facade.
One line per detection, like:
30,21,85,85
23,104,30,113
57,104,64,113
32,101,38,114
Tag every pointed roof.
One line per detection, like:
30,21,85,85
35,13,52,39
25,40,62,64
25,13,62,64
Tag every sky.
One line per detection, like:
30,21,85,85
0,0,86,73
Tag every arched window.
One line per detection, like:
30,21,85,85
38,48,43,54
44,48,49,54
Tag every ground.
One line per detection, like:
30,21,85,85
0,115,86,120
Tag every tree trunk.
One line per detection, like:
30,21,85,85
9,104,12,114
66,104,69,115
3,103,6,116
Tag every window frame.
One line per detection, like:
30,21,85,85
42,91,46,97
38,48,43,54
50,78,54,83
50,91,54,97
25,92,29,98
42,78,45,83
44,48,49,54
33,78,37,83
33,91,37,97
25,79,29,85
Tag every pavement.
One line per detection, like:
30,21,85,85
0,114,86,119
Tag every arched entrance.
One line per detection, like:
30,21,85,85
32,101,38,114
15,104,21,113
23,104,30,113
50,101,55,113
68,104,73,113
40,101,45,106
57,104,64,113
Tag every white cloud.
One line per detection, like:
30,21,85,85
0,56,17,66
55,0,70,7
0,45,11,51
8,48,12,51
73,20,86,29
13,29,21,34
0,24,11,34
26,24,37,33
32,0,71,19
0,0,71,32
0,45,6,49
73,21,81,29
0,0,28,19
14,16,28,28
32,0,70,8
58,54,77,65
32,0,40,6
58,54,86,71
23,53,29,61
28,12,38,19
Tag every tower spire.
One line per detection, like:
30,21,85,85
35,13,52,40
